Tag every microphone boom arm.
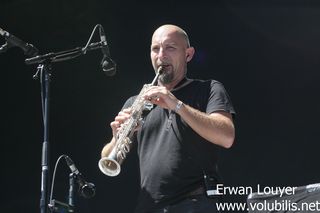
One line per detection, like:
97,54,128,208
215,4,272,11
25,41,109,65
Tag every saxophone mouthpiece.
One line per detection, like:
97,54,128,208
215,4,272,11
157,66,164,74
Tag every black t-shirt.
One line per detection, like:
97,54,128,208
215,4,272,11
122,79,235,212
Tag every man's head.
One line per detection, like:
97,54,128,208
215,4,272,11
150,24,195,86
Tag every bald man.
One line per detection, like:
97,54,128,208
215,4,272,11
101,24,235,213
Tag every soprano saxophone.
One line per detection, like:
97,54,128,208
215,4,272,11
98,67,163,176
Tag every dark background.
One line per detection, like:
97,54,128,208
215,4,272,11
1,0,320,212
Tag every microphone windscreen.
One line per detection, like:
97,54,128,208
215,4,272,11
80,182,96,198
102,59,116,76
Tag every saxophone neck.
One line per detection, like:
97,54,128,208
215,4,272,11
151,66,164,86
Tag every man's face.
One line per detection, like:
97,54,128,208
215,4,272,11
150,28,189,85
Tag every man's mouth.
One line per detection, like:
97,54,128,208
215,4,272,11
159,64,170,71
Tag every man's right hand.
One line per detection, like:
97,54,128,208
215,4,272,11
110,108,132,139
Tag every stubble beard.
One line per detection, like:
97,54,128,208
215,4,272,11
159,69,174,85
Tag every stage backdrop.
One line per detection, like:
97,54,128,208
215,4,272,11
1,1,320,212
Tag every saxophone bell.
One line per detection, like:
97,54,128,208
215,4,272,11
98,156,121,177
98,146,122,176
98,137,132,176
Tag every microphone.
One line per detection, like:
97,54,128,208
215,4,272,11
99,26,116,76
0,27,39,57
64,155,96,198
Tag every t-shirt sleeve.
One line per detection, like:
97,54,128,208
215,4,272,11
121,96,136,110
206,81,236,116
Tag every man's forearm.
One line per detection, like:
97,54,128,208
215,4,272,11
176,102,235,148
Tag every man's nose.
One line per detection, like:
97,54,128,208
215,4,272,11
158,48,167,60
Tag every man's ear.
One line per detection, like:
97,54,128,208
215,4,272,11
186,47,195,62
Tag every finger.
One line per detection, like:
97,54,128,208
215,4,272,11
148,95,160,102
144,92,160,101
118,111,131,117
144,86,157,93
115,114,130,122
110,121,120,129
122,108,132,113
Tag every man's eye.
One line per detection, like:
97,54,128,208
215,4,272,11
152,47,159,51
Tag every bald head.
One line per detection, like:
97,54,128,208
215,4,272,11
152,24,191,48
150,24,195,87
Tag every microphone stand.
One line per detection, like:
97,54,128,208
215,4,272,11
38,62,51,213
48,173,76,213
26,41,110,213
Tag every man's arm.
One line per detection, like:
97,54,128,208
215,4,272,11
177,103,235,148
143,86,235,148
